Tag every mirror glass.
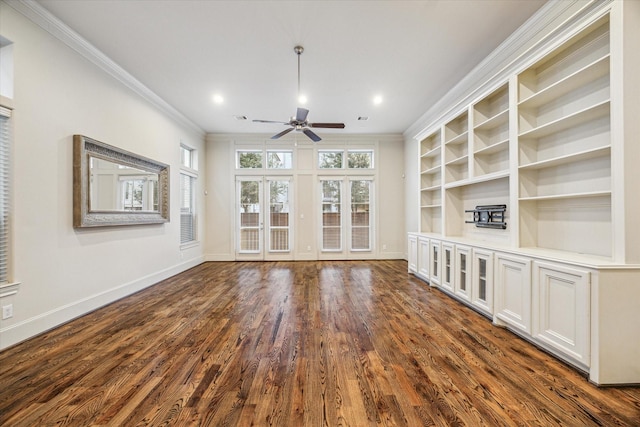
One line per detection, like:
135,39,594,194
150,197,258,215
73,135,169,228
89,157,159,212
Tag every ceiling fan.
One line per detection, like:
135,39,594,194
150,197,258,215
253,46,345,142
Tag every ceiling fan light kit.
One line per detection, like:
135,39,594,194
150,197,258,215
252,45,345,142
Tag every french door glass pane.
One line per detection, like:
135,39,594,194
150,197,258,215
322,180,341,250
351,180,370,250
239,180,260,252
269,180,290,252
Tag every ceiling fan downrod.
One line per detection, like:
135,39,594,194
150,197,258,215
294,45,304,102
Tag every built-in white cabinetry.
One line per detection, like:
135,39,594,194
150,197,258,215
417,236,430,280
532,261,590,368
471,248,493,315
495,253,532,334
454,245,472,302
407,234,417,273
440,242,455,293
409,3,640,385
429,239,441,287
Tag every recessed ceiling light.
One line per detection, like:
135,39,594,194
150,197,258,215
358,116,369,121
213,94,224,104
298,94,308,105
373,95,383,105
234,115,247,121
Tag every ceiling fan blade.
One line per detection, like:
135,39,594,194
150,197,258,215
309,122,345,129
253,119,289,124
303,128,322,142
271,127,294,140
296,108,309,122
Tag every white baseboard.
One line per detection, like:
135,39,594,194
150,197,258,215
0,256,204,350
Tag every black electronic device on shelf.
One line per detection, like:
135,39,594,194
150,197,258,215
465,205,507,229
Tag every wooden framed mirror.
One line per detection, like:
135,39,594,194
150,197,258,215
73,135,170,228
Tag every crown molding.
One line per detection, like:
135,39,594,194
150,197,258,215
405,0,612,141
5,0,204,136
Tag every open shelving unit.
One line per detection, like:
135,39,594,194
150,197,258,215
419,130,443,233
443,111,469,185
516,15,611,258
473,83,510,178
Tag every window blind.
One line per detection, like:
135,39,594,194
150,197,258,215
0,106,11,283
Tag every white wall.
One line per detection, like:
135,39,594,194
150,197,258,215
205,133,405,261
0,3,205,349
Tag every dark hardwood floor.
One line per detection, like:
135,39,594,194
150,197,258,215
1,260,639,426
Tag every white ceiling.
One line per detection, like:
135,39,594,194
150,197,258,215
37,0,547,136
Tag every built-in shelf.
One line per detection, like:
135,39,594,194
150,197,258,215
474,109,509,131
445,131,468,146
421,204,442,209
475,139,509,156
519,190,611,201
518,100,610,140
421,184,441,192
421,146,441,158
444,170,510,190
519,145,610,170
519,55,610,108
445,155,469,167
421,165,441,175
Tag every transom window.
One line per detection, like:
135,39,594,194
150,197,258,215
267,150,293,169
237,150,263,169
318,149,374,169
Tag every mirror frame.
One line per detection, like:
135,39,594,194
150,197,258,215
73,135,170,228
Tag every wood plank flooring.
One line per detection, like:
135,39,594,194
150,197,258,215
1,260,639,426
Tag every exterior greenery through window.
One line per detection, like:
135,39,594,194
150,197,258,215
238,151,262,168
319,151,343,168
319,150,373,169
180,145,197,244
267,151,292,169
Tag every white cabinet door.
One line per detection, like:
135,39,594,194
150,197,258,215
472,248,493,315
430,240,441,286
495,253,532,334
408,234,418,273
417,236,430,280
533,261,590,367
440,242,455,293
454,245,472,302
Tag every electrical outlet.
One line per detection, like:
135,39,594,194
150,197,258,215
382,244,387,250
2,304,13,320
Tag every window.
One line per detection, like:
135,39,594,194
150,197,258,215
267,150,292,169
180,145,193,169
0,106,10,283
348,150,373,169
318,150,343,169
318,149,374,169
180,145,197,244
350,179,371,250
237,150,263,169
321,180,342,251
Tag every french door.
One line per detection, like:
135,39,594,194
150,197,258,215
236,176,293,260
